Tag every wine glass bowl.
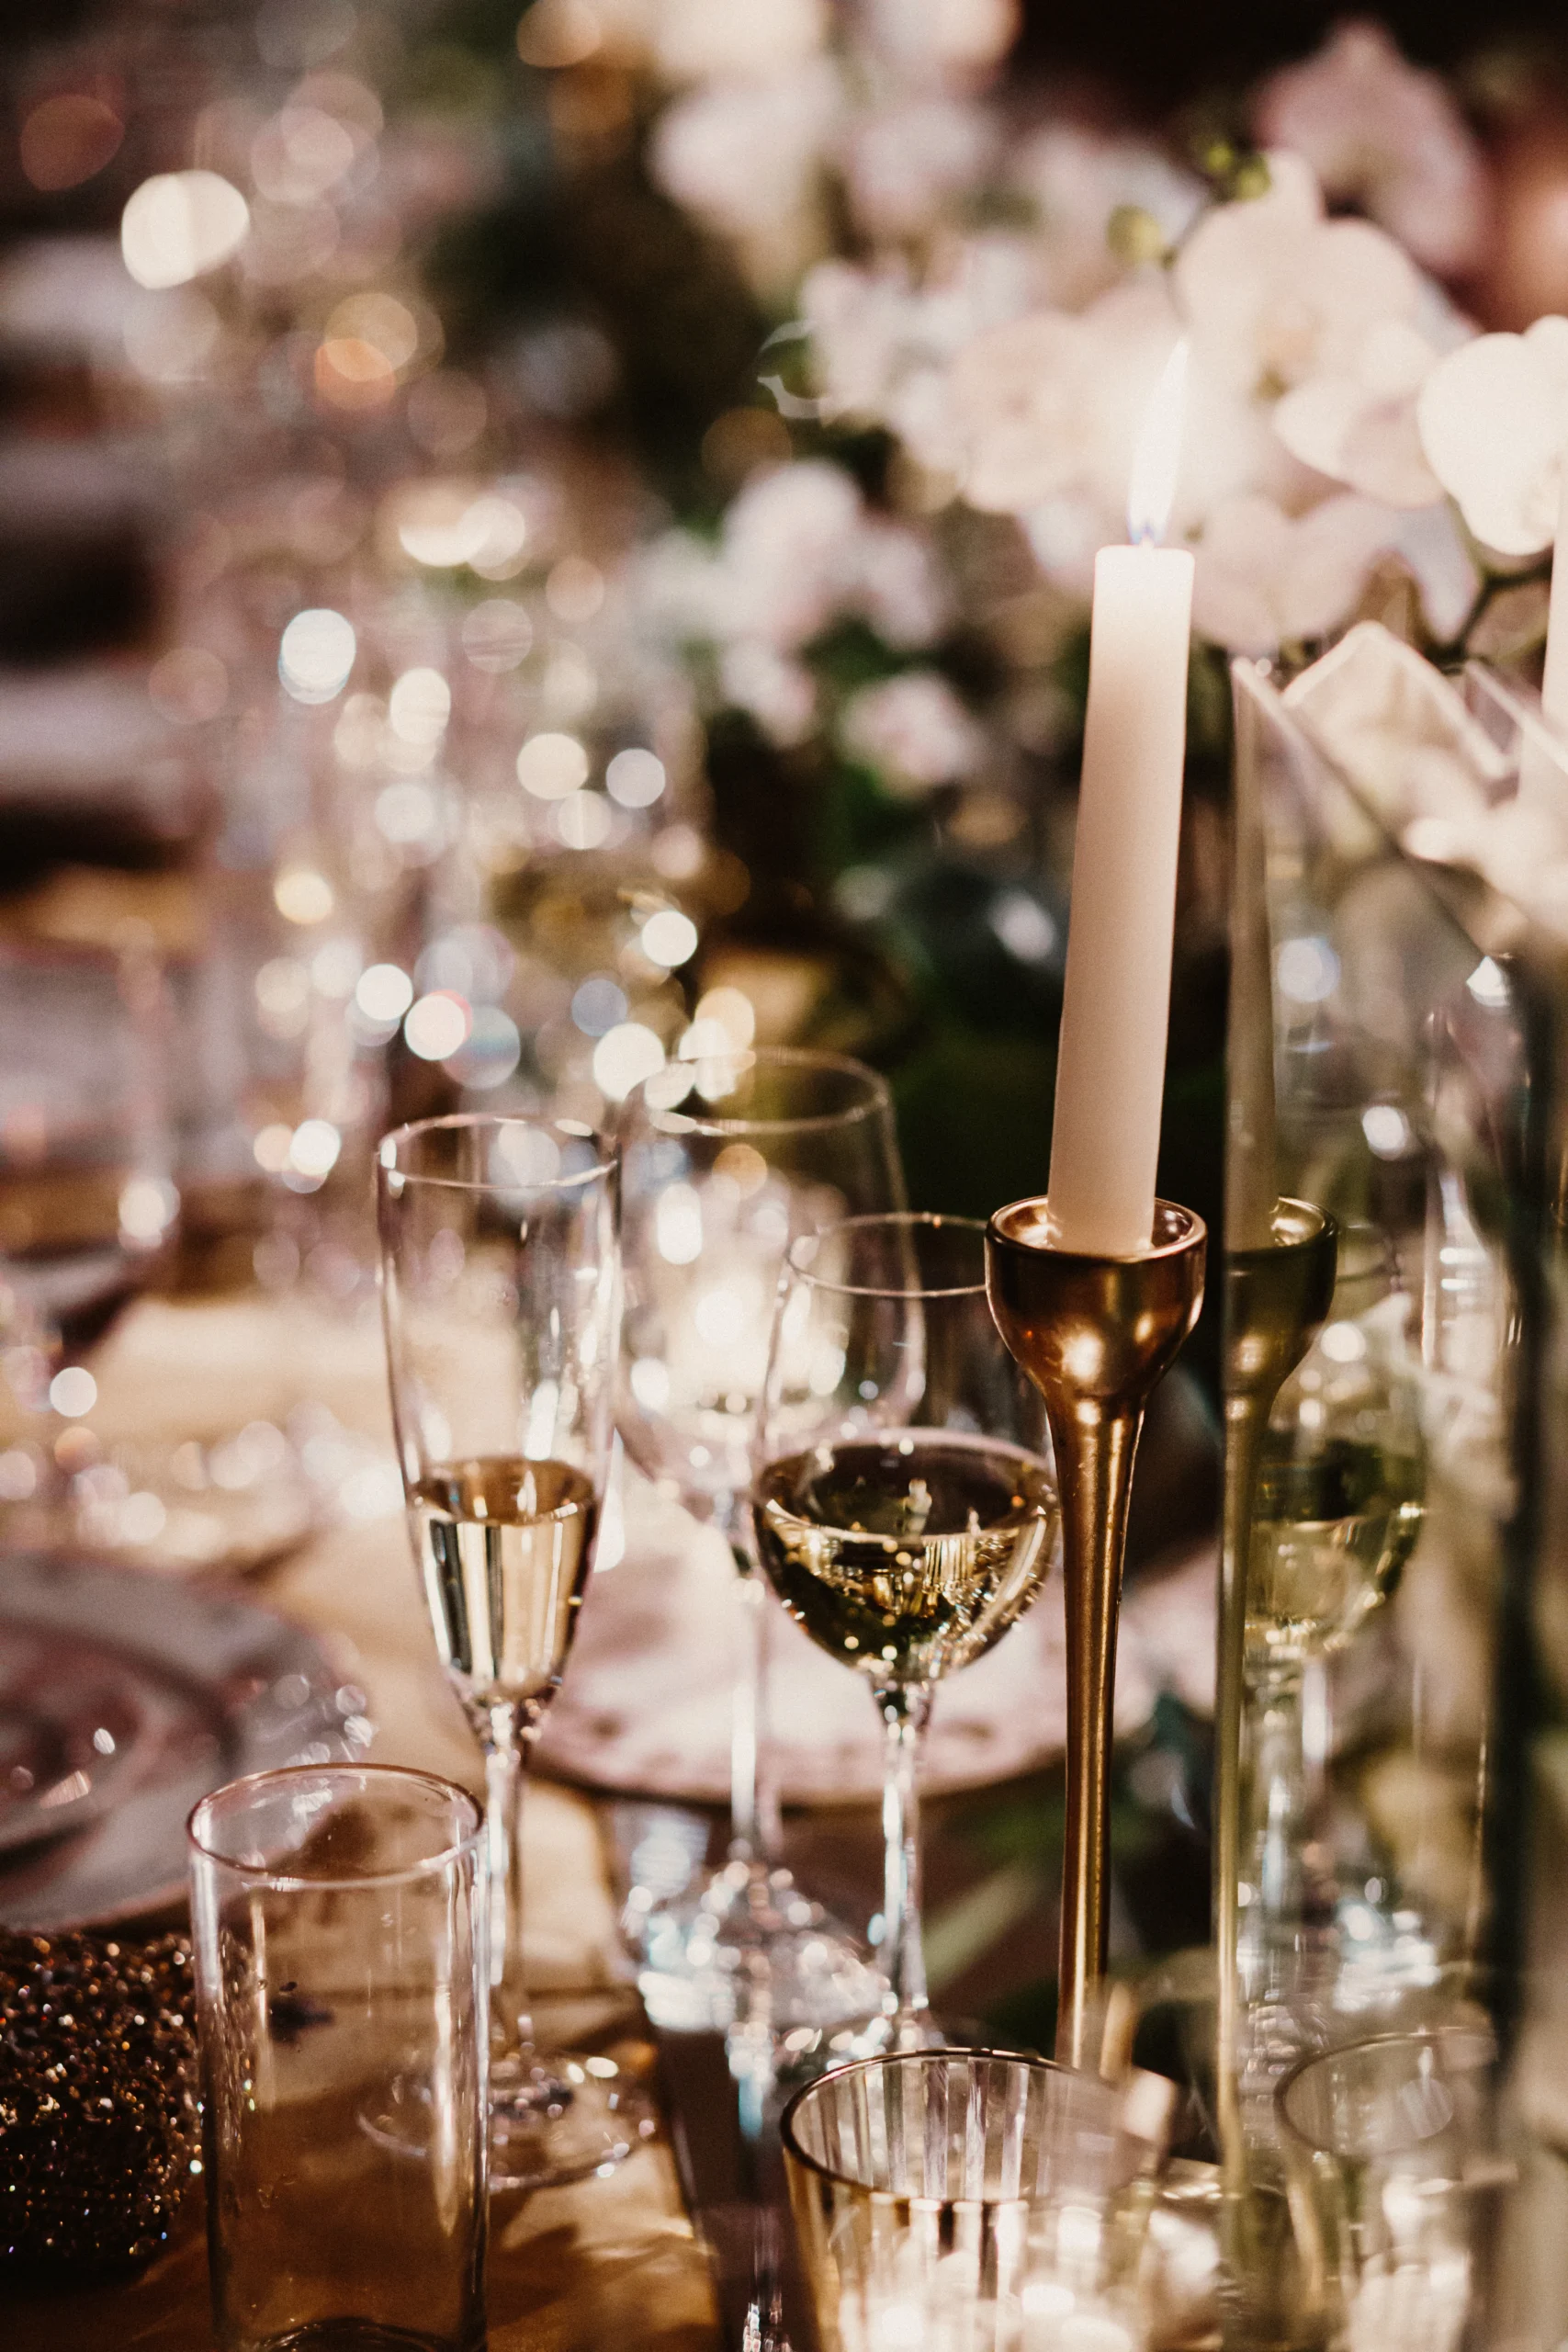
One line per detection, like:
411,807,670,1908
618,1050,906,1517
378,1111,651,2190
754,1214,1059,2047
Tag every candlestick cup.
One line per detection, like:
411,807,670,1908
986,1197,1205,2069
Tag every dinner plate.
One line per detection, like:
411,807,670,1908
0,1552,372,1929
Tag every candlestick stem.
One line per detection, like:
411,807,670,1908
987,1198,1206,2070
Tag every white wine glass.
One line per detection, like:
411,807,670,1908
754,1213,1059,2049
617,1047,905,2032
377,1111,652,2189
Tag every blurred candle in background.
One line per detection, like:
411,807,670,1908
1045,341,1195,1257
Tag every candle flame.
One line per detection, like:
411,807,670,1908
1127,336,1189,547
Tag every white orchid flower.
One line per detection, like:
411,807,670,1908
649,62,841,288
1191,492,1398,655
946,310,1100,512
652,0,828,83
1174,152,1426,401
841,96,998,241
1253,21,1490,277
1273,315,1445,507
863,0,1021,84
1009,122,1206,310
1416,316,1568,556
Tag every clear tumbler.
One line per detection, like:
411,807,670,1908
188,1764,488,2352
782,2049,1172,2352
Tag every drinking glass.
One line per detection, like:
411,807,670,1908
0,933,178,1416
754,1215,1058,2048
188,1763,488,2352
1278,2023,1506,2352
377,1112,649,2189
1241,1225,1427,2041
617,1048,905,2031
782,2049,1172,2352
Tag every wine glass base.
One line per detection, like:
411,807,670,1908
488,2049,657,2191
636,1861,885,2034
364,2050,656,2194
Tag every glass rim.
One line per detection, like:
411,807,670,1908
779,2048,1082,2204
186,1761,485,1889
1276,2022,1497,2159
377,1111,614,1196
784,1212,987,1298
626,1045,893,1138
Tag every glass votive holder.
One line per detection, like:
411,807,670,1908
781,2049,1174,2352
188,1764,489,2352
1277,2022,1506,2352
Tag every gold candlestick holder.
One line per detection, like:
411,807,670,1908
986,1197,1207,2070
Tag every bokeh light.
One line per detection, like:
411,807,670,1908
462,599,533,672
273,866,336,924
571,975,628,1035
556,790,613,848
388,667,451,748
606,748,666,808
592,1021,665,1100
516,731,589,799
445,1006,523,1088
640,909,698,967
22,95,124,192
405,991,473,1059
50,1367,97,1419
279,607,356,703
121,171,250,289
355,963,414,1023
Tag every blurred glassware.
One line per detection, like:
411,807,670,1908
0,933,177,1374
378,1111,652,2189
616,1048,905,2033
188,1763,489,2352
0,934,179,1541
782,2049,1173,2352
755,1214,1057,2051
1241,1222,1427,2045
1278,2022,1506,2352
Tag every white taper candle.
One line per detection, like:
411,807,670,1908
1045,541,1194,1256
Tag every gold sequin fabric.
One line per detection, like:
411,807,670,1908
0,1929,198,2274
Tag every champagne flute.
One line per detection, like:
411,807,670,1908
377,1111,652,2189
617,1047,905,2031
754,1213,1059,2049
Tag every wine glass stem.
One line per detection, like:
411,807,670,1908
877,1683,932,2027
1240,1665,1309,2001
728,1547,782,1868
483,1704,535,2065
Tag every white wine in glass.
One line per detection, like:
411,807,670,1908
755,1214,1059,2049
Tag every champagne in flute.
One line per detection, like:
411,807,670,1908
755,1431,1057,1687
412,1455,597,1713
378,1113,648,2191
